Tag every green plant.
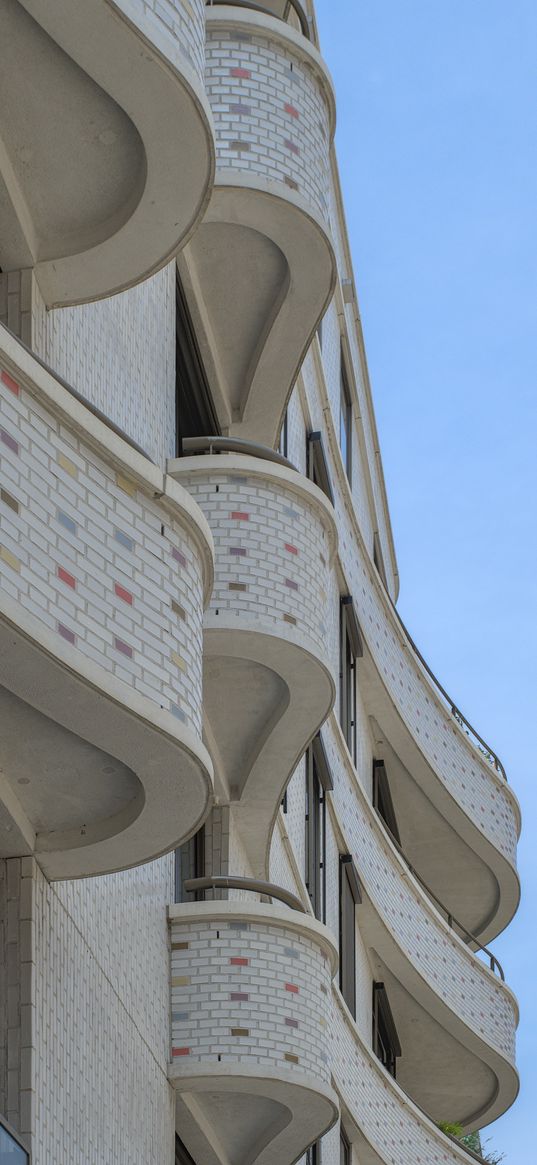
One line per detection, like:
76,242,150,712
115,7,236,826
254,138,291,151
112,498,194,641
437,1122,505,1164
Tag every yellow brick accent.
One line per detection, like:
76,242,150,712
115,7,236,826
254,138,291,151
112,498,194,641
58,452,78,479
171,651,186,672
172,976,190,988
0,546,20,572
115,472,137,497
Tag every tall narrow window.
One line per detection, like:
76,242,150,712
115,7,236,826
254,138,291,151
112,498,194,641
305,734,333,922
278,408,289,458
339,353,352,481
307,431,334,503
176,272,220,447
340,1126,351,1165
339,854,361,1018
372,760,400,845
340,596,363,765
372,982,401,1078
175,827,205,902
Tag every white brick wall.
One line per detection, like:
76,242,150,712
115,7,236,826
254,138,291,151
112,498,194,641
205,25,332,222
0,364,205,734
179,464,332,657
170,910,333,1082
136,0,206,79
36,264,176,469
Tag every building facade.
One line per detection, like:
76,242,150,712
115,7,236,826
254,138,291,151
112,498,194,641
0,1,520,1163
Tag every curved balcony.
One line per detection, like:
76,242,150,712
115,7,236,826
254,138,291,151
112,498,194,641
0,325,214,879
168,448,337,876
333,992,504,1165
168,899,339,1165
178,4,336,446
324,719,518,1130
0,0,214,306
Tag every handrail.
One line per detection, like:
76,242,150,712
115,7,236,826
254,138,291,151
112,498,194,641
0,322,154,463
206,0,311,39
180,434,297,471
183,874,307,912
385,590,507,782
377,816,505,981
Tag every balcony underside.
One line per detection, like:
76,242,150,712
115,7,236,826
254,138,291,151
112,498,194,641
203,618,335,876
172,1066,337,1165
0,0,214,306
0,601,213,880
358,893,519,1131
360,646,520,944
177,176,335,447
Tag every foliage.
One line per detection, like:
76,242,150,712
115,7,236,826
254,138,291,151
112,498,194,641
437,1122,505,1164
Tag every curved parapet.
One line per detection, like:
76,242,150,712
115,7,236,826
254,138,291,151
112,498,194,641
0,0,215,306
168,900,339,1165
324,718,519,1130
169,451,337,874
0,325,214,878
178,6,336,446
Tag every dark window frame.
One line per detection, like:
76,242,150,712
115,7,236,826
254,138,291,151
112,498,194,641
339,854,361,1018
372,982,401,1079
339,351,353,482
176,1133,197,1165
307,431,334,503
305,734,333,922
278,408,289,458
176,272,220,448
340,1125,352,1165
175,827,205,903
340,596,363,765
306,1143,321,1165
372,760,400,846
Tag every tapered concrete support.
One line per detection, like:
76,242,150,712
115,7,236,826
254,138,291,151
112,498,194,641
0,0,215,306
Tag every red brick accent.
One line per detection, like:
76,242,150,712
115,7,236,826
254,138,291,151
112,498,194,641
57,567,76,590
285,983,299,994
284,103,299,119
172,1047,190,1057
284,543,298,555
114,582,133,605
231,511,249,521
1,371,19,396
230,957,249,966
284,139,300,155
231,67,251,78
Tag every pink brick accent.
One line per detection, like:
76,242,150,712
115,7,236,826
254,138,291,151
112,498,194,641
57,567,76,590
1,429,18,455
231,66,251,78
285,983,299,994
231,511,249,521
1,370,20,396
284,139,300,155
114,582,133,605
58,623,76,645
284,103,299,119
114,637,133,659
284,543,298,555
285,578,299,591
230,992,249,1001
172,548,187,567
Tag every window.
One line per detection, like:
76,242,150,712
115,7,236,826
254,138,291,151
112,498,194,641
175,827,205,902
0,1118,29,1163
305,734,333,922
278,408,289,458
307,431,334,503
339,854,361,1017
339,354,352,481
372,760,400,846
176,272,219,447
175,1134,196,1165
372,982,401,1079
340,596,363,765
340,1126,351,1165
306,1143,321,1165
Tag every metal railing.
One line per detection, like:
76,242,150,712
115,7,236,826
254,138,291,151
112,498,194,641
180,434,297,470
385,591,507,782
206,0,311,39
183,874,307,912
377,816,505,980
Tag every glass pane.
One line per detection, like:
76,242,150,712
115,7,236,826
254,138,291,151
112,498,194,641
0,1124,28,1163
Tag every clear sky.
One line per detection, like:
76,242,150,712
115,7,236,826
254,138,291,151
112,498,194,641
314,2,537,1160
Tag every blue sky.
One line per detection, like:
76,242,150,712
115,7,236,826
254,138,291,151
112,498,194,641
315,2,537,1160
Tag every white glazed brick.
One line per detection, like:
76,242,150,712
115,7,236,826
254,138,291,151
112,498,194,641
322,717,516,1064
181,468,331,657
206,29,331,221
170,915,333,1083
136,0,206,78
0,370,204,734
36,264,176,468
33,859,175,1165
